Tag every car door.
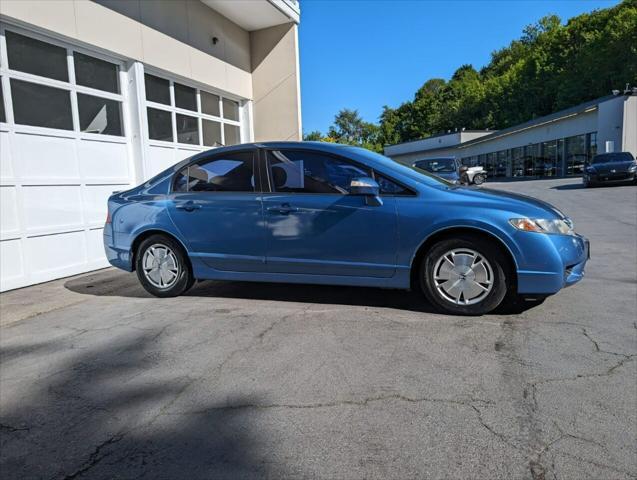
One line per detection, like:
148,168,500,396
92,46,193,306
262,148,398,278
167,149,266,272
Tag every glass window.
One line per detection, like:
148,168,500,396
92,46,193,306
6,31,68,82
414,158,456,173
185,151,254,192
511,147,524,177
174,83,197,111
201,91,220,116
224,124,240,146
10,79,72,130
495,151,508,177
73,52,119,93
540,141,557,177
375,173,413,196
176,113,199,145
203,119,222,147
0,80,5,123
592,152,634,163
566,135,586,175
557,139,565,176
77,93,123,136
268,150,369,194
145,74,170,105
147,107,173,141
588,132,597,164
223,98,239,121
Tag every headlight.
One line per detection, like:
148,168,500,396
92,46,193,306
628,164,637,172
509,218,575,235
585,166,596,173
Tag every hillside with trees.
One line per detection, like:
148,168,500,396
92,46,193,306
305,0,637,152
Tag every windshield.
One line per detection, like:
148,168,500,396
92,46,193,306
592,152,634,164
414,158,456,173
346,147,455,187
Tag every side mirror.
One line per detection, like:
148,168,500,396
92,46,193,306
350,177,380,196
350,177,382,206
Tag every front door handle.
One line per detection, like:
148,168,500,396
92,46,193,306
175,201,201,212
267,203,299,215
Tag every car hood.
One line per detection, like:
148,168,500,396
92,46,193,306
589,161,635,174
445,185,566,219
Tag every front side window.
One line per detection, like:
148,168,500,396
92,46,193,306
268,150,369,194
375,173,413,196
175,151,255,193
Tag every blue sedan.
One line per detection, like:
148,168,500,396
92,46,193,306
104,142,589,315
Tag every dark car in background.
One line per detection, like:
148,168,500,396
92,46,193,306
583,152,637,187
412,158,461,183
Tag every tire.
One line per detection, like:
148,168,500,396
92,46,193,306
419,235,510,315
473,174,485,186
135,234,194,298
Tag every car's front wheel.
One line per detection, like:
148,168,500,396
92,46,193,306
135,234,194,297
420,235,510,315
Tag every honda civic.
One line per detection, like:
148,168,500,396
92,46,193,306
104,142,589,315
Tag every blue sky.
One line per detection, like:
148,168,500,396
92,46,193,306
298,0,621,134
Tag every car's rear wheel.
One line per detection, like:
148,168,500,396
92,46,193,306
135,234,193,297
420,235,510,315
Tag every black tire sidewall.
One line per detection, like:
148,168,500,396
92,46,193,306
135,234,193,297
420,236,510,315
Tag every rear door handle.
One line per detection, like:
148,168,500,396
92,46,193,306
267,203,299,215
175,201,201,212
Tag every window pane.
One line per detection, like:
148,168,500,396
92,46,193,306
78,93,123,136
11,79,72,130
375,174,411,195
145,74,170,105
201,91,220,116
188,152,254,192
74,52,119,93
268,150,369,194
222,98,239,121
147,107,173,141
0,80,5,123
203,119,222,147
566,135,586,176
224,124,240,146
176,113,199,145
174,83,197,111
6,31,68,82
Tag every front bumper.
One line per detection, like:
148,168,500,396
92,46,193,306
517,233,589,295
584,171,636,184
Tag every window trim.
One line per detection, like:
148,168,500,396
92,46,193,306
0,23,128,141
142,67,244,150
170,148,260,194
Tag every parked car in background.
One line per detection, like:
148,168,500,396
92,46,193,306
104,142,589,316
583,152,637,187
412,158,462,183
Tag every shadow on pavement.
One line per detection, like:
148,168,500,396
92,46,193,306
65,270,542,316
0,331,280,479
552,181,636,190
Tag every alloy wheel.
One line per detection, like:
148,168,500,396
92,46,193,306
432,248,494,305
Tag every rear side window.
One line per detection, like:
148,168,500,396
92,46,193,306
267,150,369,194
174,151,255,192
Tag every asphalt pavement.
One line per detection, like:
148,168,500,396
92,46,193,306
0,177,635,479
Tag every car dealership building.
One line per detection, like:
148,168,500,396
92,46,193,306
0,0,301,291
385,91,637,179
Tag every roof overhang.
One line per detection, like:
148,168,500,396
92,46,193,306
201,0,300,31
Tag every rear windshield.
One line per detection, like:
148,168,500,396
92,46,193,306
592,152,634,164
414,158,456,173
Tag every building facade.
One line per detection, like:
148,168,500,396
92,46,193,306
385,93,637,179
0,0,301,292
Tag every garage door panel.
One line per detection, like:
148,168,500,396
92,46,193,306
0,239,25,284
84,184,127,225
87,227,108,263
26,231,87,280
146,145,176,178
0,131,14,181
22,185,84,232
0,186,20,238
14,132,79,181
79,139,130,182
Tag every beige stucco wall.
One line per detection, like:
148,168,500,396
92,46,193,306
250,23,302,141
0,0,253,99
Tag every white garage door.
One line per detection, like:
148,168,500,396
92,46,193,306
0,25,134,291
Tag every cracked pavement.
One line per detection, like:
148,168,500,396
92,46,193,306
1,178,635,479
